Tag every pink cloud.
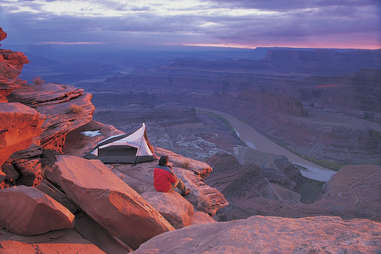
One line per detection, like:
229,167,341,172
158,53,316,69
315,84,343,89
38,41,104,45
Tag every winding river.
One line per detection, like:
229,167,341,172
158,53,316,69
198,108,336,182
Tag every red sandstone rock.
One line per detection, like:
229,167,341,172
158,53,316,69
156,147,212,177
9,83,95,153
63,120,124,156
74,212,133,253
112,159,228,216
37,178,79,214
46,155,174,249
142,191,194,229
1,161,19,183
2,51,29,67
0,170,6,183
0,185,74,235
0,49,29,101
5,145,46,187
12,158,43,186
134,216,381,254
174,167,229,216
112,161,158,194
191,211,216,225
0,103,44,167
0,28,6,41
0,229,105,254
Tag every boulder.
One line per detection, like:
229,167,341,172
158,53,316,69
36,178,79,214
174,167,229,216
0,103,44,167
0,185,74,235
142,191,194,229
46,155,174,249
111,161,157,194
191,211,216,225
134,216,381,254
0,229,105,254
74,212,133,253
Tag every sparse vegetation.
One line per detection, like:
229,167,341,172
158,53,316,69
182,160,190,169
68,104,83,114
33,76,45,85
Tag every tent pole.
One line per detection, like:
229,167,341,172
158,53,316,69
134,132,144,165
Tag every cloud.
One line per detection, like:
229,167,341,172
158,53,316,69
38,41,104,45
209,0,377,11
0,0,380,49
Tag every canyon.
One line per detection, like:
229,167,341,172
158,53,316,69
1,28,381,253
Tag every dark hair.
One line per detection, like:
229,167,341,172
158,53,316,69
159,156,168,166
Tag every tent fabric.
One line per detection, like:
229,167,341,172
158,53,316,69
90,123,154,163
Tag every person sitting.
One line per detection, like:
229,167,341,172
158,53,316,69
154,156,190,196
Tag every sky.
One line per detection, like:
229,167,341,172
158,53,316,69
1,0,380,49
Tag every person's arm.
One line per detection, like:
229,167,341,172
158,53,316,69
167,171,177,184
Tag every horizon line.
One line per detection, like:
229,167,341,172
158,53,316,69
182,43,381,50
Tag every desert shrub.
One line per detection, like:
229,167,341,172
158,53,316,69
182,160,190,169
68,104,83,114
33,77,45,85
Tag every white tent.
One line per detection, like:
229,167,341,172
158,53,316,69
91,123,155,164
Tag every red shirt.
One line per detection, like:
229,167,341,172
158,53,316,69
154,166,177,192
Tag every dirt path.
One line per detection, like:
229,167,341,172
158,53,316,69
198,108,336,182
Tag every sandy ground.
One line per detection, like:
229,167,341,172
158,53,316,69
198,108,337,182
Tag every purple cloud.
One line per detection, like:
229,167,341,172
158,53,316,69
0,0,380,49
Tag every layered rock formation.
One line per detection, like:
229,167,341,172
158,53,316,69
0,43,29,102
0,29,94,187
0,103,44,171
134,216,381,254
8,82,95,152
